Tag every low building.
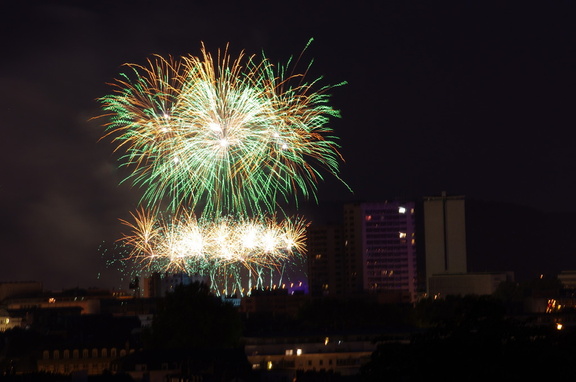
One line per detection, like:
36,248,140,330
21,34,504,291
142,272,209,298
0,281,43,302
428,272,514,297
5,295,101,314
558,270,576,289
113,348,252,382
0,308,23,331
37,346,136,376
240,288,309,317
244,334,378,379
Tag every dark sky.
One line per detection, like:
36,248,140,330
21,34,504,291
2,0,576,290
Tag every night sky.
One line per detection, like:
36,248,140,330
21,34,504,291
3,0,576,290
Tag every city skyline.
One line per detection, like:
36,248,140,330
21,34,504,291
3,0,576,289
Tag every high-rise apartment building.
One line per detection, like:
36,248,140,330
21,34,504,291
307,201,418,302
347,202,418,301
423,192,467,293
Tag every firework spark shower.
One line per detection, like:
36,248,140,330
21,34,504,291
99,42,347,216
97,41,347,294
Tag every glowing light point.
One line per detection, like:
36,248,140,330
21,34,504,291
208,122,222,132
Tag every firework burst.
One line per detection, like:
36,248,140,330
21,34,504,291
118,208,308,294
98,42,346,216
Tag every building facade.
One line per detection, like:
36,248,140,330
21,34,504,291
308,201,418,302
37,346,136,376
307,224,345,296
428,272,514,297
244,334,376,379
347,202,418,302
142,272,208,298
0,281,43,302
423,192,467,293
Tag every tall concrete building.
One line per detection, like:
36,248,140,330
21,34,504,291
307,201,418,302
423,192,467,293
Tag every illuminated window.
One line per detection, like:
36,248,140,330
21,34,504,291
546,299,559,313
286,349,293,355
398,207,406,214
399,232,406,238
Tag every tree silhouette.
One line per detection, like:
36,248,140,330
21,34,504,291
143,282,242,350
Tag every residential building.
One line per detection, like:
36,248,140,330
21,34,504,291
37,345,136,376
308,201,418,303
244,334,378,379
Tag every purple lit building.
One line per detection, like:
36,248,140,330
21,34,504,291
308,201,418,303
